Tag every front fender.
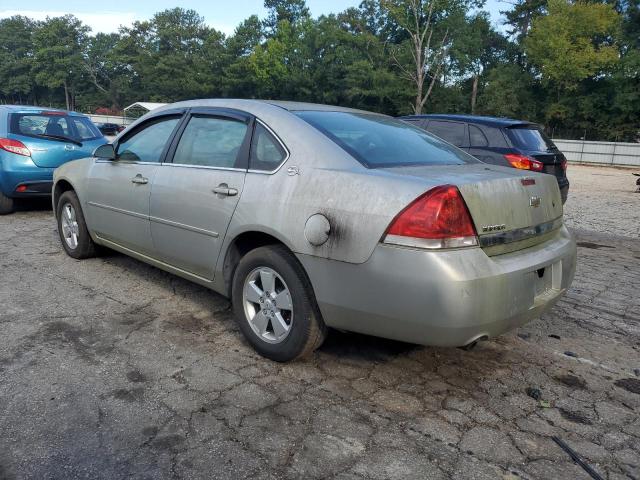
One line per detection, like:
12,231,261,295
52,158,94,215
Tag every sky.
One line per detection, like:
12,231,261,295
0,0,506,35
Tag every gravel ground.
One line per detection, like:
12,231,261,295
0,165,639,480
563,165,640,238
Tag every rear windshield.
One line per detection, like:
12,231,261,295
507,126,556,152
9,113,103,142
295,111,479,168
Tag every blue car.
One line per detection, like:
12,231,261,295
0,105,106,214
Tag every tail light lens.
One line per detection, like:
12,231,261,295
0,138,31,157
560,159,567,172
383,185,478,249
504,153,543,172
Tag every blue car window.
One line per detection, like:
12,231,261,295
70,117,102,140
10,113,102,142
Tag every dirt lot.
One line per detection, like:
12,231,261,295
0,165,638,480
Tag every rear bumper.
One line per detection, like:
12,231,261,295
298,225,576,347
0,153,54,197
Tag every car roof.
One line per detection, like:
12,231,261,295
159,99,380,116
0,104,85,116
399,113,535,128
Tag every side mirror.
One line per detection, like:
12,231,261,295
93,143,116,160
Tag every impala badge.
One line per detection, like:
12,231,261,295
482,224,506,233
530,196,541,207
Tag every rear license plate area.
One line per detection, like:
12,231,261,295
534,266,552,296
532,260,562,302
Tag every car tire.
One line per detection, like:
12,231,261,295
56,190,97,259
0,190,14,215
232,244,327,362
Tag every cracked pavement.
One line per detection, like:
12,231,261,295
0,165,639,479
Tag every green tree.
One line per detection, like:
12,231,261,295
525,0,620,93
118,8,223,102
32,15,89,110
0,16,37,104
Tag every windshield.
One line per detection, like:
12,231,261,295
507,126,556,152
9,113,103,143
295,111,479,168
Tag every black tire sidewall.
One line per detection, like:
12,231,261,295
232,246,318,362
56,191,94,259
0,190,14,215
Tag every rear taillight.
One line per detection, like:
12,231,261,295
504,153,543,172
383,185,478,249
561,159,567,171
0,138,31,157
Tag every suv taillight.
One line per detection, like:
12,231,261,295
383,185,478,249
504,153,543,172
0,138,31,157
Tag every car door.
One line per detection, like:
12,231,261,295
86,112,184,255
148,108,253,279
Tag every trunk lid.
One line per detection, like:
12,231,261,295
378,164,563,255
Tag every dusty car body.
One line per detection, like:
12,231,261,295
52,99,577,361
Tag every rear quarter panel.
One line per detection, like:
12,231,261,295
221,112,432,266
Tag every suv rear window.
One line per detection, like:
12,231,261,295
295,111,478,168
507,126,556,152
10,112,102,142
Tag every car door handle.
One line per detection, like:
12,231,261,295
131,174,148,185
212,184,238,197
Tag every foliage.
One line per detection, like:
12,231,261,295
525,0,620,92
0,0,635,140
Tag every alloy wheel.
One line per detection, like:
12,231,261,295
60,203,80,250
242,266,293,344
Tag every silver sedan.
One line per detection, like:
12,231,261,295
52,100,576,361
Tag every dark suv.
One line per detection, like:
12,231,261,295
399,114,569,203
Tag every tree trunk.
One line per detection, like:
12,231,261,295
415,77,423,114
63,81,70,111
471,75,479,114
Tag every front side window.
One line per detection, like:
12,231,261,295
172,116,248,168
10,113,102,142
117,117,180,163
250,123,287,171
295,111,478,168
426,121,467,147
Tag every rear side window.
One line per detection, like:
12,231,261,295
117,117,180,163
469,125,489,147
71,117,100,140
425,121,467,147
482,126,508,148
172,116,249,168
250,123,287,171
295,111,478,168
507,126,556,152
10,113,102,142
